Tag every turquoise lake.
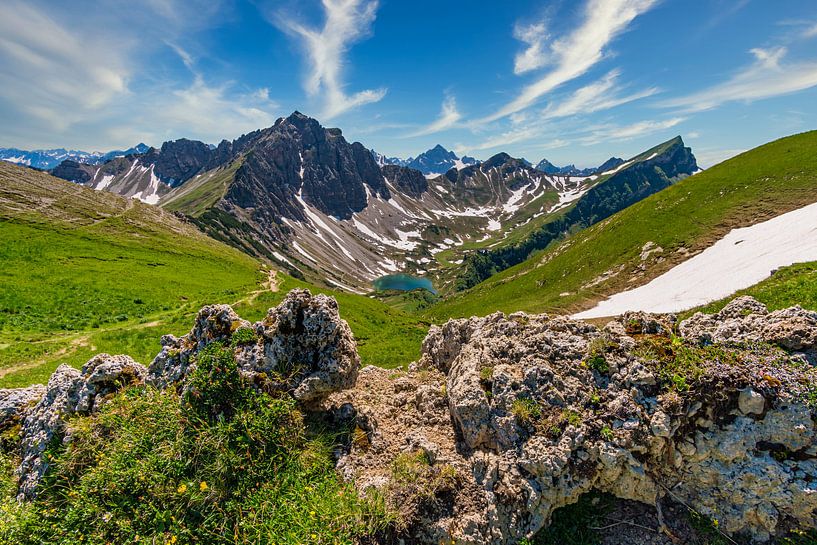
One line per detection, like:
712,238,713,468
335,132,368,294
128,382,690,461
373,274,437,294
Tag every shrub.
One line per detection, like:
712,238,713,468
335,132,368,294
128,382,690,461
585,337,611,375
512,398,542,425
230,326,257,347
184,342,245,421
586,355,609,374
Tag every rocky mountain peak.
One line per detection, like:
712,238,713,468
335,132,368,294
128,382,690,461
404,144,478,175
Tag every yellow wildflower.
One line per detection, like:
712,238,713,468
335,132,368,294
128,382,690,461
177,484,187,494
200,481,208,492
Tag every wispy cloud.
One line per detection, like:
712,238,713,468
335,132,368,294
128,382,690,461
0,1,129,131
147,45,278,142
542,69,659,119
660,46,817,112
275,0,386,120
804,22,817,38
483,0,659,122
0,1,278,150
470,126,542,151
409,94,462,137
578,117,685,145
513,21,550,75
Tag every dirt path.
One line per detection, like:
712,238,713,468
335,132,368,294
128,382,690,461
0,335,92,379
1,269,278,384
238,269,280,306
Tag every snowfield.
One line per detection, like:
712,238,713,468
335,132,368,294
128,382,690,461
573,201,817,318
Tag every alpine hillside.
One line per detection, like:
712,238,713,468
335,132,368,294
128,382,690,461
428,130,817,320
44,112,699,295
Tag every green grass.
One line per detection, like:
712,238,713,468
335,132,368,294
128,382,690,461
0,344,393,544
0,164,428,388
427,130,817,320
161,160,241,217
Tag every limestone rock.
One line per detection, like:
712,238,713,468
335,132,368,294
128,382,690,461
680,295,817,351
243,288,359,402
0,385,46,422
331,298,817,544
738,388,765,416
148,289,358,404
16,355,146,499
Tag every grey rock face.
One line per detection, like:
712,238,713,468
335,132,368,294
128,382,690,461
245,288,359,402
680,295,817,351
148,289,359,403
0,386,46,422
148,304,250,388
330,298,817,544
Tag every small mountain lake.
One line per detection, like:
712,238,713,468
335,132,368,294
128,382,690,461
373,274,437,294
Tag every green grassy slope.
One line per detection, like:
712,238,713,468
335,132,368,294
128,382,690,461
690,261,817,316
427,130,817,320
0,163,427,387
160,160,241,217
453,136,694,291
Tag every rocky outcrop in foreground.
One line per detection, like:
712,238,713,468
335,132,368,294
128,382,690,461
1,292,815,544
329,296,817,544
0,289,357,499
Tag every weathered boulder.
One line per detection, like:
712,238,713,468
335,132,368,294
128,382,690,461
329,298,817,544
16,355,147,499
148,304,249,387
680,295,817,351
238,288,359,402
147,289,359,403
0,385,46,422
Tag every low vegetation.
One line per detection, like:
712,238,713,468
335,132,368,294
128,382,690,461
0,163,427,387
0,344,393,544
429,130,817,320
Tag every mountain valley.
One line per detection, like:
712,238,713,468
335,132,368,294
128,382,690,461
28,112,699,296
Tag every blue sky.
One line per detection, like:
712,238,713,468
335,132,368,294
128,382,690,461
1,0,816,167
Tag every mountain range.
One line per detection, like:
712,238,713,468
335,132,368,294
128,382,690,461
0,143,149,170
24,111,698,294
373,144,479,175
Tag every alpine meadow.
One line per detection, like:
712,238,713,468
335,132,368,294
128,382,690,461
1,1,817,544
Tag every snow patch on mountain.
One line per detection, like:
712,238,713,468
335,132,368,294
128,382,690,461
574,201,817,317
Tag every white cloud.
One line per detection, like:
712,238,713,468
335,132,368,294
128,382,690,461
484,0,659,122
276,0,386,120
152,76,278,142
660,46,817,112
0,1,129,131
513,22,550,75
578,117,685,145
804,22,817,38
542,69,658,119
469,126,542,151
409,94,462,137
0,1,278,150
